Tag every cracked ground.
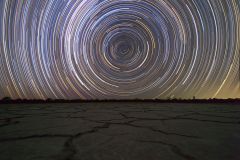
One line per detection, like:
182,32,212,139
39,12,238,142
0,102,240,160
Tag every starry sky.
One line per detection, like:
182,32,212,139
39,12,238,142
0,0,239,100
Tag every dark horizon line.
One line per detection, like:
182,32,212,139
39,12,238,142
0,97,240,104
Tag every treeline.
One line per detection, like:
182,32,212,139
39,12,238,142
0,97,239,104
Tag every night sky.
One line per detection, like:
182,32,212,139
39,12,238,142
0,0,239,100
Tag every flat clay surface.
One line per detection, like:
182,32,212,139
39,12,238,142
0,102,240,160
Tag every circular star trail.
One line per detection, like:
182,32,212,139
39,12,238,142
0,0,239,99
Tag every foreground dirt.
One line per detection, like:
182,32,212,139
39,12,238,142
0,102,240,160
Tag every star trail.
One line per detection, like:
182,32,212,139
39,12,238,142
0,0,239,100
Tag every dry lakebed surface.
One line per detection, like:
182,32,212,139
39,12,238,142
0,102,240,160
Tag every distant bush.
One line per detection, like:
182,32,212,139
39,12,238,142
2,97,12,101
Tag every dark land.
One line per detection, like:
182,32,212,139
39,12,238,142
0,100,240,160
0,97,240,104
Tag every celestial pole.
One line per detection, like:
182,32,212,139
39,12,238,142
0,0,239,100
